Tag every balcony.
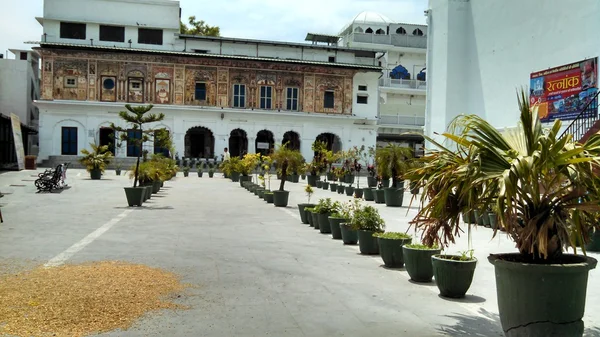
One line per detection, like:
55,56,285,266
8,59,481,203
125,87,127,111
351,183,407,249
379,78,426,90
378,114,425,127
351,33,427,49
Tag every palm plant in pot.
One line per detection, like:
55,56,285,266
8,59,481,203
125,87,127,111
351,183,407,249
407,90,600,336
197,162,205,177
374,232,413,268
108,132,124,175
376,144,412,207
272,143,303,207
110,104,165,207
351,204,385,255
79,143,113,180
298,184,315,224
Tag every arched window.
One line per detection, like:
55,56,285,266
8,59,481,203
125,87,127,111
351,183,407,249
375,28,385,35
365,27,373,34
412,28,424,36
396,27,406,35
354,27,364,33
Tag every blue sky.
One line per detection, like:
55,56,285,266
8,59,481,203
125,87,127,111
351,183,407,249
0,0,426,58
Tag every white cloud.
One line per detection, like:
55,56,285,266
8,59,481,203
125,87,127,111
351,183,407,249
0,0,427,55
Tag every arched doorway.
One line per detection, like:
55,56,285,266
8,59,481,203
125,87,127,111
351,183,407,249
315,133,342,153
229,128,248,157
256,130,274,156
185,126,214,158
282,131,300,151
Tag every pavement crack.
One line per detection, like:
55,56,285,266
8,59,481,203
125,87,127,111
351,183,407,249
505,319,581,333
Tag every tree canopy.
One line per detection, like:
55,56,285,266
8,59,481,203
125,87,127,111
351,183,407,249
180,16,220,37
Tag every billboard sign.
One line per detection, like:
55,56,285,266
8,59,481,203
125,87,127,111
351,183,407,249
530,58,598,122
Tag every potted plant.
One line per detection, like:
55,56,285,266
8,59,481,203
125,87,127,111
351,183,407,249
432,250,477,298
353,146,365,198
79,143,113,180
298,185,315,224
366,146,377,188
314,198,339,234
375,148,391,188
374,232,413,268
339,200,361,245
351,204,385,255
376,144,412,207
271,143,303,207
407,90,600,335
110,105,165,207
402,243,441,282
308,140,327,186
328,202,348,240
208,163,215,178
335,168,345,194
183,166,190,177
197,162,205,177
325,150,340,182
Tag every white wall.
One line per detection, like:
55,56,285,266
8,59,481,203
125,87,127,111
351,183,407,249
36,102,378,162
44,0,180,30
352,72,380,119
0,61,30,124
426,0,600,145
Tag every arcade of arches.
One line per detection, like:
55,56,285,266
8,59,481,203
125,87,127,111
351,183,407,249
183,127,342,159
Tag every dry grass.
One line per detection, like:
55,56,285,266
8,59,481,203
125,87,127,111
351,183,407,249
0,261,189,337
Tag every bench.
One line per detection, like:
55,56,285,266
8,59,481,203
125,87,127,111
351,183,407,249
34,163,70,193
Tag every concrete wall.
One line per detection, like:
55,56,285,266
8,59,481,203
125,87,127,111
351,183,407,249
352,72,380,119
36,102,377,162
426,0,600,145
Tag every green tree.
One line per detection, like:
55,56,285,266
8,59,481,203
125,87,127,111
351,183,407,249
110,105,165,188
180,16,220,36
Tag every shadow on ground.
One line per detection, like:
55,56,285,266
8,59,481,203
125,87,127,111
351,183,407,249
438,308,600,337
437,308,503,337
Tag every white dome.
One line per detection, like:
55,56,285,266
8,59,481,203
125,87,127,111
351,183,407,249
351,11,393,25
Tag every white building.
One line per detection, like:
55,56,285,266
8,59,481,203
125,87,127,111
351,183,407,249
32,0,383,164
0,49,41,154
425,0,600,146
338,11,427,154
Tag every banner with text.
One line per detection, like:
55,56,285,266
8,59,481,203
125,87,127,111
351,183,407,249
530,58,598,122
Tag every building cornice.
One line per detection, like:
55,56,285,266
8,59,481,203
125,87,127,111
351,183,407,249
33,100,379,124
29,42,383,72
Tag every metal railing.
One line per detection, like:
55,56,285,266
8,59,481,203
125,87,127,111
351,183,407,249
379,78,426,90
378,114,425,126
560,91,600,141
351,33,427,49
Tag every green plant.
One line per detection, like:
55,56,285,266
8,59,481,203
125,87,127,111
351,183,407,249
108,132,124,169
405,243,440,250
79,143,113,173
457,249,475,261
110,105,165,187
350,205,385,232
304,185,314,203
407,89,600,261
272,142,303,191
262,156,273,190
373,232,412,240
310,140,328,176
376,144,413,188
183,166,190,174
313,198,338,214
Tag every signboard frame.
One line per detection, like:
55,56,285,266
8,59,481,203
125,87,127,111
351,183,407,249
530,58,598,122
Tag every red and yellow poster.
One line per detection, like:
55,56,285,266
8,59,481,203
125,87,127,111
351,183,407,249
530,58,597,122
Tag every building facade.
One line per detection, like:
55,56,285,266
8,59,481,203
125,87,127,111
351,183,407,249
337,12,427,154
425,0,600,146
34,0,381,163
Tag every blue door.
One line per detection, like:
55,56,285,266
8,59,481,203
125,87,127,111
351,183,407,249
61,127,77,155
127,129,142,157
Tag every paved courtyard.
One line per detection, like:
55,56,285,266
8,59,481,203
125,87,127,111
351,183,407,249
1,168,599,336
